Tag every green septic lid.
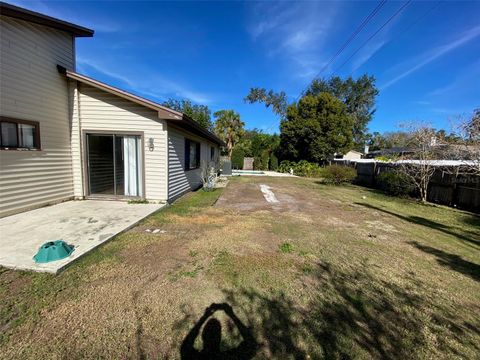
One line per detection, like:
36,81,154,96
33,240,74,263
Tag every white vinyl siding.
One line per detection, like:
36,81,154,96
167,126,219,201
73,83,168,201
0,15,75,217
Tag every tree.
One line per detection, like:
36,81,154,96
305,75,379,144
214,110,245,157
279,92,353,162
244,88,288,118
442,108,480,175
162,98,213,130
396,123,437,203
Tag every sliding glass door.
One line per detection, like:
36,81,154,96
87,134,142,197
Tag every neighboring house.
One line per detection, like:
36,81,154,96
0,3,223,218
340,150,363,160
364,147,414,159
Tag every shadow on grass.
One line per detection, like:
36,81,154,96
176,262,479,359
409,241,480,282
355,202,480,247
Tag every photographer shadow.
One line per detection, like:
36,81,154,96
180,303,258,360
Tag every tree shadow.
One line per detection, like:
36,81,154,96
175,262,479,359
355,202,480,247
409,241,480,282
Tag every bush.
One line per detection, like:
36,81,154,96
270,154,279,171
254,151,270,170
322,165,356,185
377,171,415,197
278,160,323,177
231,147,244,169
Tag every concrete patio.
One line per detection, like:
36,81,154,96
0,200,164,273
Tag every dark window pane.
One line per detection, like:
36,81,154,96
19,124,35,148
189,142,197,169
1,122,18,147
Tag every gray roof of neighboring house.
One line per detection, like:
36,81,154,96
57,66,225,146
0,2,94,37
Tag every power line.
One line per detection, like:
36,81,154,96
314,0,388,79
331,0,413,76
346,0,441,77
293,0,388,103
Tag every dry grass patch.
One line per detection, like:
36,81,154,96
1,179,479,359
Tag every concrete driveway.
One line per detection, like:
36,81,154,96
0,200,163,273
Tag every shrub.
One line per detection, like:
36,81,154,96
377,171,415,197
270,154,279,171
322,165,356,185
278,160,323,177
278,160,295,173
231,147,244,169
254,150,270,170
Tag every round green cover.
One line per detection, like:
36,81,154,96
33,240,74,263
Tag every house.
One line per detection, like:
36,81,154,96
364,147,414,159
0,2,223,218
341,150,363,160
334,150,363,160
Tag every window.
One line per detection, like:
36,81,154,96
0,117,40,150
184,139,200,170
210,146,215,161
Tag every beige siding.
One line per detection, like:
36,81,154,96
168,126,219,200
74,84,168,201
0,16,75,217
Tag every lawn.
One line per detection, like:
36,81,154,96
1,176,479,359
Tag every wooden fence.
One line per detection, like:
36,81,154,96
335,160,480,213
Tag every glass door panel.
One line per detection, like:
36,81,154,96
87,134,142,197
114,136,125,196
87,134,115,195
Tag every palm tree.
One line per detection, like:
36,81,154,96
214,110,245,157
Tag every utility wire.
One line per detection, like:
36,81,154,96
345,0,441,77
314,0,388,79
293,0,388,103
331,0,413,76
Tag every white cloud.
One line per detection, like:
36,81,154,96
76,58,213,105
381,25,480,90
350,39,387,73
247,1,339,80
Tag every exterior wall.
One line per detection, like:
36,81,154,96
0,15,75,217
73,83,168,201
343,151,363,160
168,125,219,201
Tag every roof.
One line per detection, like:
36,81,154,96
0,2,94,37
334,158,477,167
57,66,225,146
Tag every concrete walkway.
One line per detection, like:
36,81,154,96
0,200,163,273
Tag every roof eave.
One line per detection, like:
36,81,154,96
0,2,94,37
57,65,225,146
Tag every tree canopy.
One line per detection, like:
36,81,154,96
244,88,288,118
162,98,213,130
279,92,353,162
305,75,378,144
234,129,280,170
214,110,245,157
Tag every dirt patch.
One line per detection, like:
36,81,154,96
2,177,479,359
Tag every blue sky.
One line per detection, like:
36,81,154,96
11,0,480,134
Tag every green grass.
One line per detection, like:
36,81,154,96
279,242,294,253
